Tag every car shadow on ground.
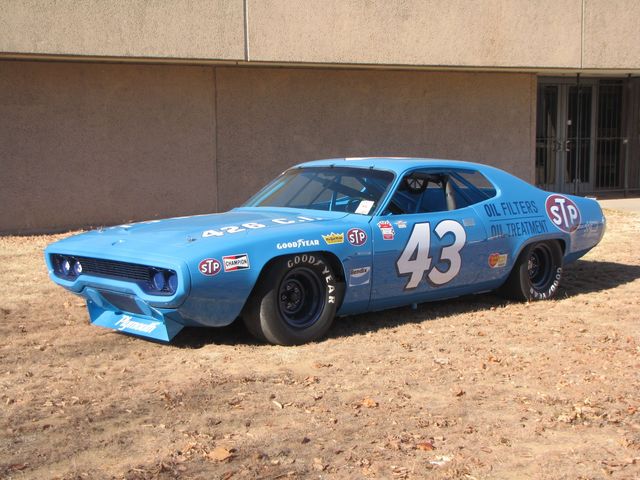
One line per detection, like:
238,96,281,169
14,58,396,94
171,259,640,349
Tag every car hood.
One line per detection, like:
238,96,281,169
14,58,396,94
50,207,349,257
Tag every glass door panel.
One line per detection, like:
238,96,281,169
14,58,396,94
537,77,629,194
565,85,593,190
595,81,624,190
536,80,597,193
535,85,558,190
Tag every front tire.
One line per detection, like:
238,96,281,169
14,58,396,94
500,241,563,301
242,254,343,345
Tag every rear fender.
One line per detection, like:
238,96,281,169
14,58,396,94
513,236,567,262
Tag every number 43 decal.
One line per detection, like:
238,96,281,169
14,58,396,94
396,220,466,290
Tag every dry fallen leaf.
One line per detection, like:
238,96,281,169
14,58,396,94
313,457,327,471
313,362,332,369
183,442,198,454
416,441,435,451
7,464,28,472
206,447,235,462
361,398,379,408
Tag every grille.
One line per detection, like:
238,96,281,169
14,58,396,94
76,256,151,282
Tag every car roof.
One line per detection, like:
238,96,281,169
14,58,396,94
295,157,501,175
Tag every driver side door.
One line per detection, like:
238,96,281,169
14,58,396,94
370,170,488,310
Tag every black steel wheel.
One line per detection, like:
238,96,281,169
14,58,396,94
243,254,344,345
278,267,325,329
527,243,554,291
500,241,563,301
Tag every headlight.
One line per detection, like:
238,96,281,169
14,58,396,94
61,257,72,275
146,268,178,295
152,271,166,291
52,254,81,279
167,273,178,293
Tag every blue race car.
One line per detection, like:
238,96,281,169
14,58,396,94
45,158,605,345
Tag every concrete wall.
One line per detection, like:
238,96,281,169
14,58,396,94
583,0,640,69
248,0,582,68
2,0,639,71
215,67,536,210
0,0,245,60
0,61,217,233
0,60,536,233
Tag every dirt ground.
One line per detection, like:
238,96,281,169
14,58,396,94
1,209,639,480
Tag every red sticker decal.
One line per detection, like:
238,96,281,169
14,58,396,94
545,194,581,233
223,254,250,272
347,228,367,246
377,221,395,240
488,253,507,268
198,258,221,276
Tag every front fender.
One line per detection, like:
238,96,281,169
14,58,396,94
178,218,373,326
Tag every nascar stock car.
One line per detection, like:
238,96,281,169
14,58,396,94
45,158,605,345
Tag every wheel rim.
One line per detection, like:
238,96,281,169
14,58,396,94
527,244,553,290
277,267,325,329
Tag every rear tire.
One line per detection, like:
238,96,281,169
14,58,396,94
242,254,343,345
500,241,563,301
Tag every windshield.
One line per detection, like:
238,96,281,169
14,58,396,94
244,166,395,215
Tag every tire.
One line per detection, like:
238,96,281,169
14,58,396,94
500,241,563,301
242,254,343,345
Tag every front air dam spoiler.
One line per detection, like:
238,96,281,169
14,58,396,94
85,288,184,342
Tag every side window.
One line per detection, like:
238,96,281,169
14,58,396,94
384,171,449,214
384,181,422,215
418,181,448,213
383,169,496,215
448,170,497,206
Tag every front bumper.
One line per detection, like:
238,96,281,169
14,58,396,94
45,246,193,341
45,241,251,339
84,287,185,341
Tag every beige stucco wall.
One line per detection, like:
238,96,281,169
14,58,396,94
0,0,245,60
0,61,217,234
2,1,639,71
215,67,536,211
248,0,582,68
0,61,535,233
583,0,640,69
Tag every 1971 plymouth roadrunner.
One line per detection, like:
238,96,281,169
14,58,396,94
45,158,605,344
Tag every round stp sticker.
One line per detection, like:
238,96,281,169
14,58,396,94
198,258,221,276
545,194,581,233
347,228,367,246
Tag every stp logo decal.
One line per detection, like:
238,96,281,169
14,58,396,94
347,228,367,246
545,194,581,233
199,258,221,276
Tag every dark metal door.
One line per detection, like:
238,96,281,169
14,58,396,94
594,81,626,191
536,78,628,194
536,82,594,194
